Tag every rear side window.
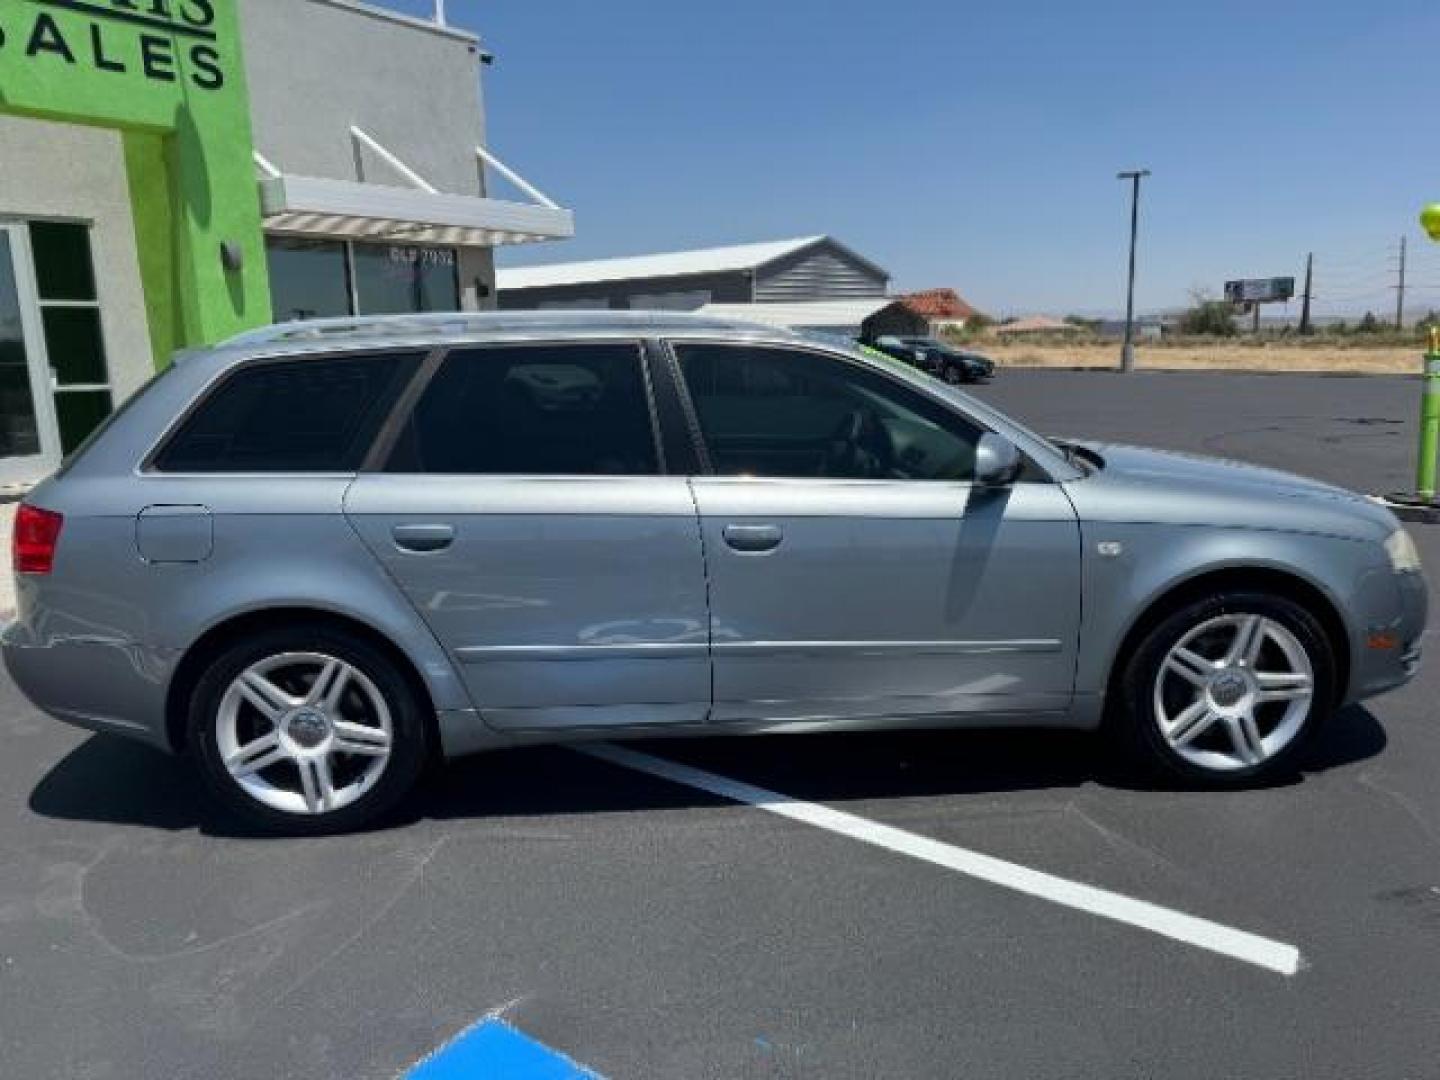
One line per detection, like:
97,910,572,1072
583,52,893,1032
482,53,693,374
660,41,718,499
153,352,421,473
385,343,659,475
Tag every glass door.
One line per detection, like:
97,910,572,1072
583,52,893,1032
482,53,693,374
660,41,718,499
0,222,61,485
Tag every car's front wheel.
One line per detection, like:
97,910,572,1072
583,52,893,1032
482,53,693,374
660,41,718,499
941,363,966,385
1116,591,1335,785
188,625,429,834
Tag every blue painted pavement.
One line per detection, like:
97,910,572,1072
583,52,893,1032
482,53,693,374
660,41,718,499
405,1018,604,1079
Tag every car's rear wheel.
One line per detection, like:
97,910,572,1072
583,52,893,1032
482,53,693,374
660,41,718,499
941,363,966,385
1115,591,1335,785
188,625,428,834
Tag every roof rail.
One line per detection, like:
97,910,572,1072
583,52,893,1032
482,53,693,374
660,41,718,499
220,310,783,349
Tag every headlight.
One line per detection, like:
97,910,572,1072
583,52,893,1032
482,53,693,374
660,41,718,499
1386,528,1424,573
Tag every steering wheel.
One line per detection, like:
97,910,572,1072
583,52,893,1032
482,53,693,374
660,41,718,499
821,409,894,478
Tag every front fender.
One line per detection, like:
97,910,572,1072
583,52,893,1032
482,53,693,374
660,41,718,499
1074,522,1396,699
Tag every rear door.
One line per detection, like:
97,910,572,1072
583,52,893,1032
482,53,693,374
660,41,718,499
344,340,711,731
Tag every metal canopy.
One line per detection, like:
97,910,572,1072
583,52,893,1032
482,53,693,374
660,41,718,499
255,133,574,247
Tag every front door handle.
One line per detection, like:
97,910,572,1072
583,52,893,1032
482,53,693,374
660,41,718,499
722,524,783,553
392,523,455,553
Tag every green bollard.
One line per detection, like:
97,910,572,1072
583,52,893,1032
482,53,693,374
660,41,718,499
1418,328,1440,501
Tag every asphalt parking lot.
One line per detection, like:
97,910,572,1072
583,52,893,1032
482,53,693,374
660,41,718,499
4,368,1440,1079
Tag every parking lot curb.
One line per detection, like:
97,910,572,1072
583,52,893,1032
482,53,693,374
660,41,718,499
1375,495,1440,524
998,366,1420,379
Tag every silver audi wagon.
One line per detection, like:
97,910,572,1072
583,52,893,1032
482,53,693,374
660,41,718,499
3,312,1426,833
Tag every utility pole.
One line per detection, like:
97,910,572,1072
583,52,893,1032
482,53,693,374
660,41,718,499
1117,169,1150,373
1299,252,1314,334
1395,235,1408,330
433,0,447,25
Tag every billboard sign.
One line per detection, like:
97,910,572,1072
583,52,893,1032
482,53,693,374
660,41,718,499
1224,277,1296,304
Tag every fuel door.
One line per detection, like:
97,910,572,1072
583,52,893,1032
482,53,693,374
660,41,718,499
136,504,214,564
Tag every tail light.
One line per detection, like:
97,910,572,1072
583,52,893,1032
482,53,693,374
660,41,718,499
14,504,64,575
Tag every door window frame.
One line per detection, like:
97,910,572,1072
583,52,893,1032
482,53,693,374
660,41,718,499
0,219,65,484
370,338,671,478
655,337,1042,483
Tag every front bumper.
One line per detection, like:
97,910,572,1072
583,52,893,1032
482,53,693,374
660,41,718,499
1349,569,1428,702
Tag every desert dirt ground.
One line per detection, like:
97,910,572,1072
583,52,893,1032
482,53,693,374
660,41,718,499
982,341,1422,375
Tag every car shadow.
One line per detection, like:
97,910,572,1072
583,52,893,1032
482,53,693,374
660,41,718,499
28,704,1389,838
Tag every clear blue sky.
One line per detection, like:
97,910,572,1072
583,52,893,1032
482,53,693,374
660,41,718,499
381,0,1440,319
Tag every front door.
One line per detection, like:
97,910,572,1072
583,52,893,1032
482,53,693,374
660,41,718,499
0,222,61,485
344,340,711,731
670,341,1083,726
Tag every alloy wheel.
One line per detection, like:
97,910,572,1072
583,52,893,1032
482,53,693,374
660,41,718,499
1152,613,1315,772
215,651,394,815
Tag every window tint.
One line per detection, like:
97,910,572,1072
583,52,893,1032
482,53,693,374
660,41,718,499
386,344,658,476
674,344,981,481
154,353,421,473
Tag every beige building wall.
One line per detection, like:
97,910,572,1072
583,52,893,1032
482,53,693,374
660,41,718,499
0,114,155,400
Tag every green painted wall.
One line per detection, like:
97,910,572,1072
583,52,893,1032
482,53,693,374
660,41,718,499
0,0,270,365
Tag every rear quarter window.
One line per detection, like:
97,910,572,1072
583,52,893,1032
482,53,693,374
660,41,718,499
151,352,422,473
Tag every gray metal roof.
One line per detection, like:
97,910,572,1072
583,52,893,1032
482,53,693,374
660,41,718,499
496,237,828,291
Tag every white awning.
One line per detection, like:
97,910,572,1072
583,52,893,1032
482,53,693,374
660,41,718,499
256,134,575,247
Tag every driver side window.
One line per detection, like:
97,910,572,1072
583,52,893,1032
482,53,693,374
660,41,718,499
673,344,981,480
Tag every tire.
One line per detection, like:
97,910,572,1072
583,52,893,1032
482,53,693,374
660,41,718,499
942,363,965,385
1113,590,1335,787
187,624,429,835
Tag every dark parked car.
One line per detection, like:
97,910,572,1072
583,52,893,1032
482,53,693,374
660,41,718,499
873,336,995,384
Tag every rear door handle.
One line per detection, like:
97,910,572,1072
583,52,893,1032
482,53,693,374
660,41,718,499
392,523,455,553
722,524,783,553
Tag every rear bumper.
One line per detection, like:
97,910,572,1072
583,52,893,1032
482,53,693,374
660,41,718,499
2,618,178,752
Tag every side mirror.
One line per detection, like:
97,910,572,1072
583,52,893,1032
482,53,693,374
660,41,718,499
974,433,1022,487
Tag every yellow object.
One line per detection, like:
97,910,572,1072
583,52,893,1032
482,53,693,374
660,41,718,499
1422,204,1440,242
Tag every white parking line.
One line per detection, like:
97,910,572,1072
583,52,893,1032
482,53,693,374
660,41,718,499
577,742,1303,977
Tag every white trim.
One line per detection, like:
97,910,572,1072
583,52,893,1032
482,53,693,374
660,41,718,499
0,222,63,482
475,146,560,209
253,151,282,179
35,298,101,311
349,127,438,194
302,0,480,43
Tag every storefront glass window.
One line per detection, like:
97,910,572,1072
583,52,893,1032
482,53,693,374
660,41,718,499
29,221,111,454
353,243,459,315
41,307,107,385
30,221,97,303
54,390,113,456
267,238,352,322
0,231,41,459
